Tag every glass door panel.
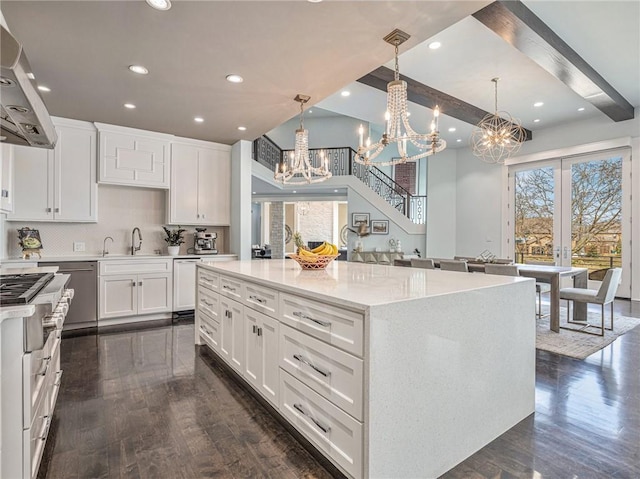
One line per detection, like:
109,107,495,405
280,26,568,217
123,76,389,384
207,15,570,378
562,153,625,290
513,165,558,265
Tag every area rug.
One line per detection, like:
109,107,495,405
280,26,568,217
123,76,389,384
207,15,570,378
536,308,640,360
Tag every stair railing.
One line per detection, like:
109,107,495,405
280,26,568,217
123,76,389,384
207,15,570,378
253,136,426,224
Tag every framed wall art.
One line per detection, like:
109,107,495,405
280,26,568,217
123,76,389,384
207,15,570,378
351,213,370,228
371,220,389,235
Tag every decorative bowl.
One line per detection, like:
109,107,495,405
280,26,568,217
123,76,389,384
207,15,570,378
289,253,340,270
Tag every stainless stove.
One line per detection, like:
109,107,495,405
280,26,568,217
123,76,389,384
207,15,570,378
0,272,73,351
0,272,54,305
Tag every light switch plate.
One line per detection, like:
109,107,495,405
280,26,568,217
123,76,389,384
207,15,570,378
73,241,86,252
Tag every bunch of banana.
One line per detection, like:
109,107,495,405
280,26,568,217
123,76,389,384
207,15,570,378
309,241,338,256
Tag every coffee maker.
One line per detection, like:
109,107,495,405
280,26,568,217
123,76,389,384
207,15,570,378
194,228,218,254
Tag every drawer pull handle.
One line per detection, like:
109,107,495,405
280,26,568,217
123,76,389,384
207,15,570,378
293,403,330,434
37,356,52,376
222,285,236,292
39,416,52,440
293,354,330,377
224,310,232,319
202,300,214,307
249,295,266,304
54,370,63,387
201,275,215,282
292,311,330,328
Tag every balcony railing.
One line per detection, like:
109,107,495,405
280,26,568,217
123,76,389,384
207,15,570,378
253,136,426,224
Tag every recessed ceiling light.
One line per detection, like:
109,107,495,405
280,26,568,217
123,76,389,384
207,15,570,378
128,65,149,75
334,189,338,193
194,117,204,123
534,119,541,123
146,0,171,10
456,139,462,143
252,191,256,194
308,0,323,3
448,127,456,132
428,41,442,50
292,190,297,194
237,126,247,131
27,73,35,80
406,111,411,117
578,107,585,111
534,102,544,107
226,74,243,83
37,85,51,92
308,110,313,114
124,103,136,109
341,90,351,97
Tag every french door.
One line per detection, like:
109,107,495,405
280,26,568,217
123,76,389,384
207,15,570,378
508,148,631,297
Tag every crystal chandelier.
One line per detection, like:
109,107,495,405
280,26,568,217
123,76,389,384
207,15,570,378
354,29,446,167
471,77,527,164
274,94,332,185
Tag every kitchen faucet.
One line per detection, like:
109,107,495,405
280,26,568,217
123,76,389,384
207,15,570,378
102,236,114,257
131,228,142,255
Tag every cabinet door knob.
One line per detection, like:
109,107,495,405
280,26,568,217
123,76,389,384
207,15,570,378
46,207,52,213
132,281,136,287
54,207,60,213
139,281,143,286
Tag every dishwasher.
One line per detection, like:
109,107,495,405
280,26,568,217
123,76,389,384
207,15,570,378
46,261,97,330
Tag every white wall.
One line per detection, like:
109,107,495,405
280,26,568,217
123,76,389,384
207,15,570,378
230,140,253,260
266,115,363,150
426,149,457,258
3,184,227,257
347,188,424,255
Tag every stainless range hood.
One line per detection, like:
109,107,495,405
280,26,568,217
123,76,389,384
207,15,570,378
1,24,57,148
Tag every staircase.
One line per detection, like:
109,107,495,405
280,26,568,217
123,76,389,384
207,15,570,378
253,135,426,225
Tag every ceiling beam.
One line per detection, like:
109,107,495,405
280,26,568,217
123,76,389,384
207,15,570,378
357,66,533,141
473,0,634,122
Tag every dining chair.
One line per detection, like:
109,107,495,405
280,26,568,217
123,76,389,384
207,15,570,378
525,260,555,319
411,258,435,269
440,259,469,272
559,268,622,336
484,264,520,276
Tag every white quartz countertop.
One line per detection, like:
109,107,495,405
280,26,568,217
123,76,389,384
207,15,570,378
1,254,237,264
0,265,59,275
200,259,533,310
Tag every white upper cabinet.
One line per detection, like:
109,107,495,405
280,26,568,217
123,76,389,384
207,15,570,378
8,117,97,222
95,123,172,189
169,138,231,226
1,143,15,213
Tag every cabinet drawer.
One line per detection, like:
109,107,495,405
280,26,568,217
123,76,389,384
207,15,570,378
199,315,221,353
197,269,219,292
23,331,59,429
197,286,219,322
100,259,172,275
243,281,279,318
25,379,51,479
280,371,362,479
219,275,242,301
280,293,364,357
280,324,363,421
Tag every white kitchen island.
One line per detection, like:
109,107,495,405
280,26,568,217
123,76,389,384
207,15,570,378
195,259,536,479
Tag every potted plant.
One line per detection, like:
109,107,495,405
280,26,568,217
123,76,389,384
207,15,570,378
163,226,185,256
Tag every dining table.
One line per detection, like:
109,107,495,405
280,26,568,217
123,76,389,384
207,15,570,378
428,259,589,333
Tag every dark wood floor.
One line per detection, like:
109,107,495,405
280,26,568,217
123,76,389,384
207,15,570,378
39,301,640,479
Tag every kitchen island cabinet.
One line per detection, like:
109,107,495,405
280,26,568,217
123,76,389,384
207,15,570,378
196,259,536,479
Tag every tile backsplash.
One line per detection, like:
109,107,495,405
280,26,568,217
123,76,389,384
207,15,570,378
4,184,227,258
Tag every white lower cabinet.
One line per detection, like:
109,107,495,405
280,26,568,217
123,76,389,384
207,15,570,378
98,259,173,322
219,296,244,373
173,259,199,311
244,308,280,407
196,266,365,478
280,371,362,479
